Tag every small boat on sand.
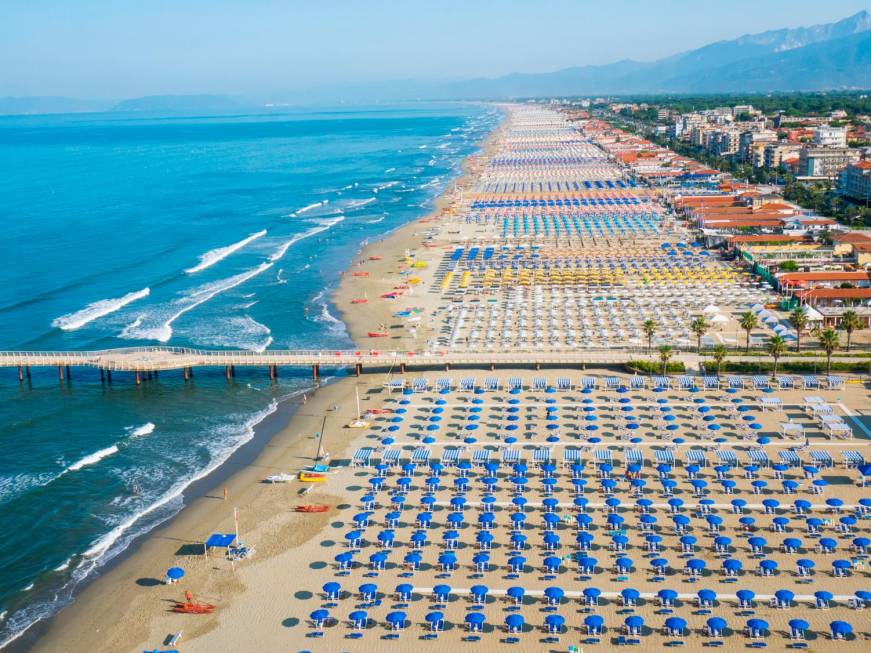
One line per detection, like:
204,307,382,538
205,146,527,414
350,298,368,304
368,331,389,337
298,472,327,483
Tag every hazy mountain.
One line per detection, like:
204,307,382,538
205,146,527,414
110,94,243,113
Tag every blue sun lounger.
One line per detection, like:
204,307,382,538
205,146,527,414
436,377,452,391
441,448,460,466
533,447,552,465
353,447,375,467
563,448,581,464
778,450,801,467
809,450,833,468
502,448,521,464
655,449,675,465
843,450,864,469
472,449,490,466
411,447,430,465
685,449,707,467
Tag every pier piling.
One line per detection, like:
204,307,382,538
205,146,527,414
58,366,64,382
106,369,111,383
269,365,277,381
18,366,23,382
355,363,362,377
183,367,190,381
399,362,406,374
100,368,105,383
312,364,319,381
134,371,141,385
65,366,71,381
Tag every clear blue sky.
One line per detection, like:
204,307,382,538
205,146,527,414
1,0,868,98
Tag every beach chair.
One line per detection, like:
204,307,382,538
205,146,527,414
382,448,401,467
778,450,801,467
686,449,707,467
384,379,405,391
484,377,499,391
353,447,374,468
655,449,675,466
751,375,769,390
809,450,833,468
826,376,845,390
441,448,460,466
775,375,794,389
580,377,598,390
677,376,694,391
716,449,737,467
502,448,521,464
702,376,719,390
630,376,646,390
843,450,864,469
412,378,428,393
563,448,581,465
436,377,452,392
533,447,552,465
471,449,490,466
594,448,612,464
459,377,475,392
605,377,620,390
726,376,743,390
508,377,523,391
556,377,572,391
801,376,819,389
411,447,430,465
652,376,669,391
747,449,769,467
625,448,643,467
532,377,547,392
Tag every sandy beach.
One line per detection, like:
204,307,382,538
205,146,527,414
23,105,871,653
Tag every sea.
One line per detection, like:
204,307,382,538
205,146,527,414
0,102,499,647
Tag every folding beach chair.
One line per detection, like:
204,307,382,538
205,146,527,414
563,448,580,465
412,378,428,393
625,448,643,467
775,376,794,389
801,376,819,389
580,377,598,390
752,376,769,390
630,376,646,390
508,377,523,391
605,377,620,390
747,448,769,467
826,376,845,390
702,376,719,390
532,377,547,392
459,378,475,392
556,377,572,391
484,377,499,391
677,376,694,391
411,447,430,465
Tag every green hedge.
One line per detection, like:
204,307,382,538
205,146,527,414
714,360,871,374
626,360,686,374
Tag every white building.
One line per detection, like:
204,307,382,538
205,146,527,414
813,126,847,148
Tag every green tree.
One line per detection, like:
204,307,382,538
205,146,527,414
839,310,864,352
711,344,728,379
779,260,798,272
767,335,787,378
818,328,840,374
642,319,657,355
789,306,809,352
658,345,674,376
739,311,759,353
690,316,709,353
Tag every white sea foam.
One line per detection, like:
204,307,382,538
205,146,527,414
66,446,119,473
51,288,150,331
185,230,267,274
344,197,376,211
365,217,385,224
189,315,273,352
373,181,400,192
384,167,396,173
127,423,155,438
269,216,344,263
121,262,274,342
290,200,327,217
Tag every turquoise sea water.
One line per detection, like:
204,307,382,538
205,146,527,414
0,104,498,645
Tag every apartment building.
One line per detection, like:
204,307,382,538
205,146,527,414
797,147,861,178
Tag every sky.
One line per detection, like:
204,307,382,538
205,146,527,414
0,0,869,98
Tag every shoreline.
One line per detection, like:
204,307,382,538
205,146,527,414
21,107,502,653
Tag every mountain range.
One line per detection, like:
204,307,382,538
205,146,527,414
2,10,871,114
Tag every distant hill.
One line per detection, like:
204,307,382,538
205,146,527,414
110,94,242,113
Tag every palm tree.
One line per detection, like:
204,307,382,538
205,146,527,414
767,335,787,378
739,311,759,353
711,343,728,379
642,319,657,355
789,306,808,352
839,310,863,352
690,316,709,353
818,328,840,374
658,345,674,376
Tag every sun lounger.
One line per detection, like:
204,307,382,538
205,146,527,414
842,450,864,468
653,376,669,391
382,448,401,467
801,376,819,389
459,377,475,391
441,448,460,466
411,447,430,465
472,449,490,466
655,449,675,465
563,448,581,464
726,376,743,390
532,377,547,391
436,377,452,391
702,376,719,390
747,449,769,467
716,449,737,466
778,450,801,467
533,447,552,465
502,448,521,464
594,448,612,464
809,450,833,468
